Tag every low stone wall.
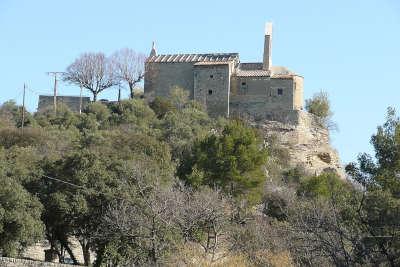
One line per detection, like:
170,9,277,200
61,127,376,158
0,257,72,267
22,238,95,265
230,108,305,126
38,95,91,113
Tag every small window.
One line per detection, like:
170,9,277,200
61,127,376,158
240,81,247,91
210,75,214,78
277,88,283,95
208,90,213,95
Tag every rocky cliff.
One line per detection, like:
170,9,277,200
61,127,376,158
256,110,345,178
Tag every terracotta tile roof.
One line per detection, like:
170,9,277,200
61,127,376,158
194,61,231,66
239,63,264,70
235,69,271,77
146,53,239,63
235,64,299,78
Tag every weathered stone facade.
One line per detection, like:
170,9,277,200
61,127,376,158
38,95,91,113
144,23,304,119
194,62,234,117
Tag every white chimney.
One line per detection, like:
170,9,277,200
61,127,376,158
263,22,272,71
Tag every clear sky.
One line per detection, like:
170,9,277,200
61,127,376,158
0,0,399,164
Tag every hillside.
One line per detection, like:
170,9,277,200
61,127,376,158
0,97,399,266
258,110,345,179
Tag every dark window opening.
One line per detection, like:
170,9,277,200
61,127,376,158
210,75,214,78
208,90,213,95
240,81,247,92
277,88,283,95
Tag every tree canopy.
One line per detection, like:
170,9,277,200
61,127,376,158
1,90,399,266
178,119,268,204
0,172,43,257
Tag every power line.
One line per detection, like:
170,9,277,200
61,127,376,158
26,87,51,96
46,72,64,114
4,85,25,104
42,174,87,190
10,90,23,103
40,173,132,204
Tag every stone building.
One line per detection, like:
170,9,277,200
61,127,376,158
38,95,91,113
144,23,304,119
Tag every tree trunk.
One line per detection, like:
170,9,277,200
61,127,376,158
129,83,134,99
93,244,106,267
59,239,79,265
82,242,91,266
93,91,98,102
150,216,157,264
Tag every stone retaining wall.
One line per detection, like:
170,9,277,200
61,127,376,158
0,257,73,267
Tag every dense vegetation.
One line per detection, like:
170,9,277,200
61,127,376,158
0,91,399,266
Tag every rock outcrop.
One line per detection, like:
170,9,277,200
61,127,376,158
257,110,345,178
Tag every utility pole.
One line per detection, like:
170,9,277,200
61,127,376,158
21,83,26,131
46,72,63,114
118,84,121,103
79,85,83,114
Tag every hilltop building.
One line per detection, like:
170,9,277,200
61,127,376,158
37,95,91,113
144,23,304,119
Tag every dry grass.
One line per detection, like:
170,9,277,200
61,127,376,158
165,242,294,267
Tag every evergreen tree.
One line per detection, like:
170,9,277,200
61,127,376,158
179,119,267,204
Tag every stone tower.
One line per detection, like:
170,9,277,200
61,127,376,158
263,22,272,71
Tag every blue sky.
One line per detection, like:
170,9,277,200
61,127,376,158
0,0,399,164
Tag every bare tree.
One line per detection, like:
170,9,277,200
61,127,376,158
91,162,179,266
98,193,177,266
284,198,361,266
111,48,146,99
229,217,294,266
63,52,117,101
172,186,232,258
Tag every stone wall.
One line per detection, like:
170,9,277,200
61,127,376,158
230,77,298,120
22,238,91,265
144,62,195,100
0,257,72,267
38,95,90,113
144,62,303,120
194,64,231,117
293,76,304,110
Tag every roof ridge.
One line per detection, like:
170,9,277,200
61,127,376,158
146,53,239,63
154,52,238,56
240,62,263,64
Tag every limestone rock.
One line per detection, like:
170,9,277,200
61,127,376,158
257,110,345,178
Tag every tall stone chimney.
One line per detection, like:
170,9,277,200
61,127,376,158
263,22,272,71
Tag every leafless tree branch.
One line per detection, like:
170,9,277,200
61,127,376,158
63,52,117,101
110,48,146,99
